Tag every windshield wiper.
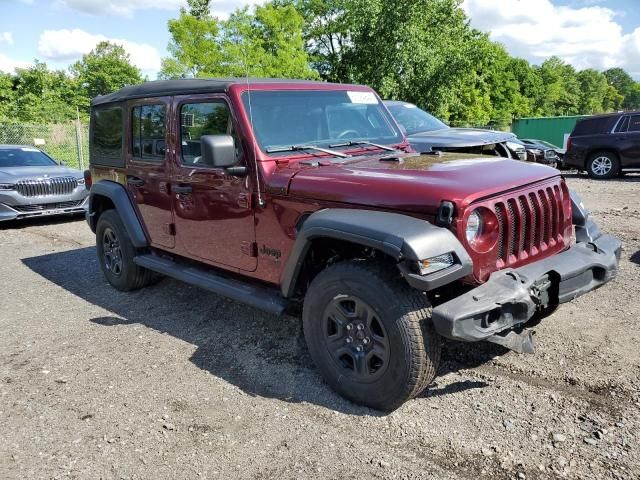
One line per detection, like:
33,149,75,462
328,140,398,152
266,144,350,158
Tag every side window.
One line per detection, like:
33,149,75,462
616,116,630,133
180,102,232,166
91,106,123,167
628,115,640,133
131,104,166,163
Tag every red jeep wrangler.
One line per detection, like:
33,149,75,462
86,79,621,411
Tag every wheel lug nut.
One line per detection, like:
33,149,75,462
356,346,363,352
363,338,370,345
345,337,353,343
346,324,353,331
357,324,364,330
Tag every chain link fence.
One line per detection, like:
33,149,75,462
0,123,89,171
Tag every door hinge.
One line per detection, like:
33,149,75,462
241,241,258,257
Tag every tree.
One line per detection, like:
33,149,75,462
70,41,142,100
534,57,582,116
0,73,14,121
577,69,623,114
220,3,317,78
298,0,483,120
604,67,638,110
284,0,352,81
161,1,222,78
161,1,315,79
6,61,85,123
186,0,211,18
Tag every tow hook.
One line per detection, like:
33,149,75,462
486,330,535,354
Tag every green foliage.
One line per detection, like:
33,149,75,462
2,0,640,130
1,61,85,124
71,41,143,100
186,0,212,18
604,67,640,110
161,7,222,78
160,2,316,79
0,41,142,125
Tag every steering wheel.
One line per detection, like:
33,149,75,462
337,129,362,140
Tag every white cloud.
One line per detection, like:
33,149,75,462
56,0,184,18
462,0,640,78
209,0,262,19
0,32,13,46
57,0,260,19
37,29,161,76
0,53,30,74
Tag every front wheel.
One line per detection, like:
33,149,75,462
96,209,157,291
302,261,441,411
587,152,619,179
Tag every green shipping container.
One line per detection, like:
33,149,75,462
512,115,589,149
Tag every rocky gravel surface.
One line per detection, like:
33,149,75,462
1,173,639,479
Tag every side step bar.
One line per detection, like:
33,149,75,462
134,254,288,316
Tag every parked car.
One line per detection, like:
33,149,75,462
564,111,640,179
86,79,621,411
505,139,528,161
520,139,561,169
522,139,566,159
384,100,525,160
0,145,88,222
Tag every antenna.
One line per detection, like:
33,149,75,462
244,50,265,208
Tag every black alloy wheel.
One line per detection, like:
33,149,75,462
323,295,390,382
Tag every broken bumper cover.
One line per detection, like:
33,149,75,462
432,230,622,344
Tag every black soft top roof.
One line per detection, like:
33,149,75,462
91,78,342,106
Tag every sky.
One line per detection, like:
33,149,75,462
0,0,639,79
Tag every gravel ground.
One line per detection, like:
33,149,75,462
1,173,639,480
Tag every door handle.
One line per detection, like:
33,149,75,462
127,176,145,187
172,184,193,194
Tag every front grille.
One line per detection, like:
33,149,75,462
15,177,78,197
13,200,84,213
493,184,566,267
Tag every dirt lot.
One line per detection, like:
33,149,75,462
1,173,639,480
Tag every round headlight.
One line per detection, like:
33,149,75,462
466,209,483,244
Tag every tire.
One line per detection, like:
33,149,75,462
587,151,619,179
96,209,156,291
302,261,441,411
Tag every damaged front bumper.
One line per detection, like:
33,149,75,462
431,222,622,352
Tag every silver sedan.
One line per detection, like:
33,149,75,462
0,145,88,222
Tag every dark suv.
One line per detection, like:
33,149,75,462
565,112,640,179
86,79,621,411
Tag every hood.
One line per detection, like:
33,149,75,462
408,128,516,151
0,165,82,182
284,153,560,215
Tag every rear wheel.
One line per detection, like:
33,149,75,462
587,152,619,179
302,261,441,411
96,209,157,291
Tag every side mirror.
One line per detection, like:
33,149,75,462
201,135,237,168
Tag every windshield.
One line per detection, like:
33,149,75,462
386,103,448,135
242,90,403,154
0,148,57,167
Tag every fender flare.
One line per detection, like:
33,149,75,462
87,180,148,248
280,208,473,297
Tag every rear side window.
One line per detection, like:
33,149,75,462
180,102,232,166
629,115,640,132
91,106,124,167
572,116,618,136
616,116,630,133
131,104,166,163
